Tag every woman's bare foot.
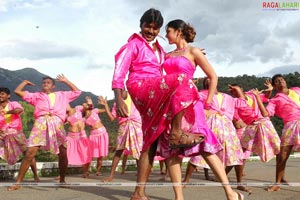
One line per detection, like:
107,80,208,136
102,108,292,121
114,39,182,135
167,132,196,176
55,176,60,180
237,185,252,194
7,184,21,191
266,184,281,192
102,176,113,182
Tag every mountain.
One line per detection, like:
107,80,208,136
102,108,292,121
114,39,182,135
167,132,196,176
0,67,101,106
257,65,300,77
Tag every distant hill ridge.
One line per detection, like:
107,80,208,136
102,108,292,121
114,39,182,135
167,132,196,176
0,67,99,106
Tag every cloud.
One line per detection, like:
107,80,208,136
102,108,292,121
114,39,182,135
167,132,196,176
0,39,88,60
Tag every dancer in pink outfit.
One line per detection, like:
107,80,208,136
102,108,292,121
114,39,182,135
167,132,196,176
161,19,243,200
83,96,109,176
112,9,205,200
253,74,300,192
66,104,91,178
228,83,281,193
103,90,143,182
8,74,81,191
182,77,244,190
0,87,39,181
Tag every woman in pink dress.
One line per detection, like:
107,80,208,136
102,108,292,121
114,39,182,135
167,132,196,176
160,19,244,200
254,74,300,192
84,96,109,176
65,104,91,178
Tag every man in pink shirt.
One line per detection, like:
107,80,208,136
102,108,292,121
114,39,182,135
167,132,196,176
254,74,300,192
8,74,81,191
0,87,39,181
112,8,204,200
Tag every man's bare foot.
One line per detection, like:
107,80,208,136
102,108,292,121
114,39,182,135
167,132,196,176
237,185,252,194
205,176,216,182
7,184,21,191
34,176,40,182
266,184,280,192
82,172,90,178
102,176,113,182
130,195,150,200
281,178,289,185
55,176,60,180
182,181,188,189
58,181,70,188
96,172,102,176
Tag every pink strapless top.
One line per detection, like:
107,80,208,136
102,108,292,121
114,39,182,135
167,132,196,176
67,106,84,125
85,109,101,126
162,56,196,78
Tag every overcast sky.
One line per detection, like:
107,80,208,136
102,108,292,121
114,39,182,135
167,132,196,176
0,0,299,99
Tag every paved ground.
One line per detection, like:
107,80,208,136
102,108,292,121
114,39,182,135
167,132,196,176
1,157,300,200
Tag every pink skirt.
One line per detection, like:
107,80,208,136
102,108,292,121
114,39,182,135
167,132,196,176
158,100,223,159
89,127,109,158
116,120,143,160
236,127,252,160
127,73,199,151
67,130,92,165
241,118,280,162
0,129,27,165
206,113,244,166
281,119,300,151
27,115,67,155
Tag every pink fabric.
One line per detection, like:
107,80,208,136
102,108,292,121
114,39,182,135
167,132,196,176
112,33,165,89
241,118,280,162
112,100,142,125
23,90,81,122
27,115,67,154
0,129,27,165
0,101,24,131
266,87,300,123
280,119,300,151
112,97,143,159
67,106,84,125
158,56,221,158
128,73,199,151
89,127,109,158
234,91,268,125
199,90,236,120
85,109,101,127
67,131,92,165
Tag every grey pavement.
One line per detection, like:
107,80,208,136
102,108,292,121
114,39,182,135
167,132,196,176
1,157,300,200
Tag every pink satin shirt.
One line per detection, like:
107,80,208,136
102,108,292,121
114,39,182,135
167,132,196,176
112,33,165,89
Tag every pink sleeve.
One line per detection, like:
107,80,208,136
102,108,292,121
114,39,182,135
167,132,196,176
64,91,81,102
260,93,269,103
266,100,276,117
22,91,36,105
75,105,83,112
9,101,24,113
112,42,135,89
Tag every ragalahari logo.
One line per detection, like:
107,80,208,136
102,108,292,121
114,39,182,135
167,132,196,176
262,1,300,11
